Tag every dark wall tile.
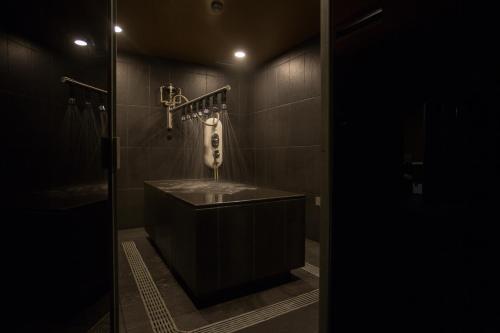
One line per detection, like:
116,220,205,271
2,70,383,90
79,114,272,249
270,53,290,68
237,113,254,149
149,106,176,147
247,113,256,149
118,189,145,229
305,49,321,98
117,147,128,189
266,66,279,109
227,72,251,116
267,105,290,147
8,38,31,95
127,60,149,106
0,34,7,90
171,71,206,100
127,106,150,147
285,147,310,193
305,196,320,241
284,145,321,196
226,74,240,114
310,145,322,195
289,97,321,146
238,75,250,114
241,148,256,184
289,54,306,101
149,60,170,108
207,73,226,93
254,111,269,148
249,39,321,241
150,147,177,180
266,148,288,189
31,48,52,100
276,61,290,105
116,61,128,105
116,104,127,146
253,71,266,112
175,62,207,76
254,149,268,186
127,147,150,187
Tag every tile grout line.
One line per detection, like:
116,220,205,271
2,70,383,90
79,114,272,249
122,241,320,333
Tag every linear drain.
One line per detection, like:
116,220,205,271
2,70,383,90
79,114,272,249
193,290,318,333
122,241,319,333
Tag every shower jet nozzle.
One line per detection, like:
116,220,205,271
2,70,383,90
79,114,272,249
221,91,227,111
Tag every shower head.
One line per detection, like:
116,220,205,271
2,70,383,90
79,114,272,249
221,91,227,111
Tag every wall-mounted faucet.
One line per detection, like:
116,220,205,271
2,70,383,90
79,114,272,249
160,83,189,130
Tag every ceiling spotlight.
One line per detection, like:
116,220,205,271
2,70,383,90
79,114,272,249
114,25,123,33
234,50,246,59
210,0,224,14
74,39,88,46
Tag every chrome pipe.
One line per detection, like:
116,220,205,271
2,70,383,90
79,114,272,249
168,85,231,114
61,76,108,94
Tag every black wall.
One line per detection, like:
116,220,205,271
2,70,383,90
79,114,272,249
250,39,322,241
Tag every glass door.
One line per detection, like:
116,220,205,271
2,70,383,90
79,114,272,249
1,0,114,331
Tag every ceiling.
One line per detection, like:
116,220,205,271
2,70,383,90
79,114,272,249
117,0,320,68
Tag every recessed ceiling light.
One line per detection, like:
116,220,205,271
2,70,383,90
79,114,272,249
74,39,88,46
114,25,123,33
234,50,246,59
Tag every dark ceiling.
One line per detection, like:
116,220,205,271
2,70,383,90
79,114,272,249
117,0,320,67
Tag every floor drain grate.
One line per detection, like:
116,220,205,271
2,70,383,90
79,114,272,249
122,241,319,333
122,241,177,333
193,289,318,333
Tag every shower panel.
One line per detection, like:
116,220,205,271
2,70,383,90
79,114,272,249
203,117,223,179
160,83,230,180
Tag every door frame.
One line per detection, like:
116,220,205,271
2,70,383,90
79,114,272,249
109,0,119,331
319,0,332,332
109,0,333,331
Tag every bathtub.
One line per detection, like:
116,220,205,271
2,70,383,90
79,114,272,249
144,179,305,304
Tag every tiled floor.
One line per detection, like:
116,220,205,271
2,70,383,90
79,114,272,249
118,228,320,333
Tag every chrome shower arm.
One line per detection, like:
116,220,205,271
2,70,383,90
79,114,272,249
61,76,108,94
168,85,231,114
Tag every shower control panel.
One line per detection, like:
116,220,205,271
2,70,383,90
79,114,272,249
203,118,223,169
211,133,220,148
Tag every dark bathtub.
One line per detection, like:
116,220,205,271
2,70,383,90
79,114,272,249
144,179,305,304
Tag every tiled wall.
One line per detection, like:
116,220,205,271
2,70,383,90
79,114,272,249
0,32,108,192
250,39,322,241
116,53,252,229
